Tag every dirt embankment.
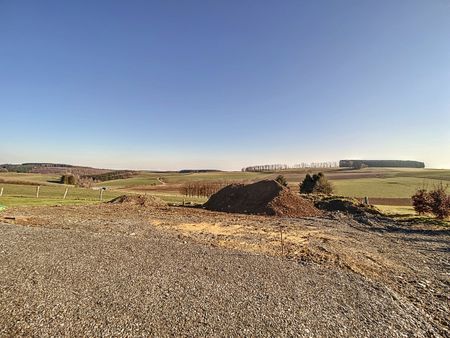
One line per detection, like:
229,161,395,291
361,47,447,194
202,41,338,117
204,180,321,217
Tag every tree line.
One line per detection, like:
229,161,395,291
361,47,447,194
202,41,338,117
180,181,232,198
242,162,338,172
339,160,425,169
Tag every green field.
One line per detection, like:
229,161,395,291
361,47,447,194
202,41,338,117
160,171,267,184
331,176,446,198
0,172,62,185
1,168,450,209
0,183,121,207
95,173,161,188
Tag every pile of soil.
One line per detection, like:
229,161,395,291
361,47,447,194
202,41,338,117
314,197,380,216
204,180,321,217
108,194,165,207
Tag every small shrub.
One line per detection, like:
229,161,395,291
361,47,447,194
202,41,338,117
76,176,95,188
299,174,315,193
275,175,288,187
429,183,450,219
60,174,78,185
312,173,334,194
412,189,433,215
411,184,450,219
300,172,334,194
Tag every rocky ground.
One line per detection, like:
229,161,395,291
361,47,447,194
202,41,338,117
0,203,449,337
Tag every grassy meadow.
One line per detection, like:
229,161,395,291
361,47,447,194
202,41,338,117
0,185,120,207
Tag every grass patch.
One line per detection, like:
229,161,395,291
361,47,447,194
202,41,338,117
0,183,121,207
375,205,450,227
95,173,161,188
375,205,416,216
332,177,445,198
0,172,62,185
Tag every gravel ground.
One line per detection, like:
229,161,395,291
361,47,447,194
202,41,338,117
0,204,449,337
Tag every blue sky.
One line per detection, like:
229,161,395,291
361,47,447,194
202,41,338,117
1,0,449,170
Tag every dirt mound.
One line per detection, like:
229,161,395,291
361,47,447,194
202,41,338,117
108,194,165,207
204,180,321,217
314,197,380,215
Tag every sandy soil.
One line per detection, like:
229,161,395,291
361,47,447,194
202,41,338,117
1,204,449,337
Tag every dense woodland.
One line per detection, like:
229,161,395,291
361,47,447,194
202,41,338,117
0,163,114,176
339,160,425,169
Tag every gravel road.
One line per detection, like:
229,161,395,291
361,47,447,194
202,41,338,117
0,205,449,337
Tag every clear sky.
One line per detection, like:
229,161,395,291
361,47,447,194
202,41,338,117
1,0,449,170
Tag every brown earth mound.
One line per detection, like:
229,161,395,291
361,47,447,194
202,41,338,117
314,197,381,216
108,194,165,207
204,180,321,217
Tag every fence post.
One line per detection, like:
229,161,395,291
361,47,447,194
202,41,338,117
280,224,285,256
100,188,104,201
36,186,40,198
63,187,68,199
0,187,3,197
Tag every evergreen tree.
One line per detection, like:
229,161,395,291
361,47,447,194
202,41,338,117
299,174,315,193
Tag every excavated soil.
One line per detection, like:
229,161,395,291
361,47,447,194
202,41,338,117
204,180,321,217
314,197,381,215
108,194,165,207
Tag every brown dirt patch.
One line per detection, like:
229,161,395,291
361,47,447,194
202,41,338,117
204,180,321,217
108,194,165,207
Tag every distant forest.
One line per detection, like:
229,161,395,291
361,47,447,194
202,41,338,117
242,162,338,172
339,160,425,169
0,163,113,176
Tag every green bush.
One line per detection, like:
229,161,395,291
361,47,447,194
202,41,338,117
299,172,334,194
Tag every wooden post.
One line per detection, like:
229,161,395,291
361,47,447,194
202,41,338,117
280,224,284,256
63,187,68,199
100,188,104,201
0,187,3,197
364,196,369,205
36,186,40,198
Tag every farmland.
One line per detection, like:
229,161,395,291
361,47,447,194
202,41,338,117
1,168,449,209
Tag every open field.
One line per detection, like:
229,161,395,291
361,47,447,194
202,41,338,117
0,172,62,186
0,183,121,207
1,168,450,209
332,176,445,198
1,203,448,336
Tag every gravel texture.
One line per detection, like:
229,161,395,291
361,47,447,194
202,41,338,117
0,204,449,337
